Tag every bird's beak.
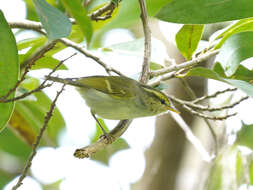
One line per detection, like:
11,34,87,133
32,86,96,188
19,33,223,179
168,107,180,114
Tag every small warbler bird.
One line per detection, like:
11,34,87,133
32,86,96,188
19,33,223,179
46,75,179,134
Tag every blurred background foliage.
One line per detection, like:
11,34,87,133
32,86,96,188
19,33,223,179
1,0,253,189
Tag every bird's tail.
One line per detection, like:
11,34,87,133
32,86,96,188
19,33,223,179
46,76,87,88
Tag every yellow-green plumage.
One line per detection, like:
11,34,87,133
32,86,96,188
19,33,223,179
46,75,179,120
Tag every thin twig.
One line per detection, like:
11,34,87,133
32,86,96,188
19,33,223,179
167,95,238,120
168,94,248,112
0,41,56,101
179,78,218,153
9,21,125,76
183,105,237,120
191,96,249,111
148,72,176,86
20,40,57,69
88,1,117,21
12,84,65,190
59,38,124,76
192,88,237,103
150,50,219,77
0,53,76,103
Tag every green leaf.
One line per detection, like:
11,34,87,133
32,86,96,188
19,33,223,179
18,37,47,65
61,0,93,45
31,56,67,70
150,62,164,71
216,32,253,77
214,18,253,49
236,122,253,149
68,25,85,43
235,151,243,185
0,11,19,132
20,77,40,91
42,179,63,190
0,127,31,160
249,162,253,185
17,36,47,50
182,66,226,81
102,38,167,66
90,118,129,165
175,25,204,60
182,64,253,97
0,168,14,190
214,63,253,83
14,92,65,146
206,158,223,190
33,0,72,41
23,0,39,21
156,0,253,24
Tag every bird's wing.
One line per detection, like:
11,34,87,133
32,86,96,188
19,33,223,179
78,76,138,98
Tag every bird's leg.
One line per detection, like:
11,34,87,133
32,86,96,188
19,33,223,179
90,111,114,144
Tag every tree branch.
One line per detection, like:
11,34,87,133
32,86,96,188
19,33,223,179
88,0,118,21
59,38,125,76
150,50,219,77
12,84,65,190
192,88,237,103
20,40,57,69
138,0,151,83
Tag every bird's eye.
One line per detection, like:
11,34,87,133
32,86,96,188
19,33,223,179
160,99,165,105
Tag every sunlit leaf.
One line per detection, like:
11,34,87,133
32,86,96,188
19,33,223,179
156,0,253,24
235,151,244,185
182,63,253,97
236,122,253,149
61,0,93,44
175,25,204,60
206,157,223,190
17,36,47,51
0,11,19,132
150,62,164,71
20,78,40,91
42,179,63,190
216,32,253,77
214,18,253,49
68,25,85,43
33,0,72,40
23,0,39,21
249,162,253,185
31,56,67,70
214,63,253,83
205,147,241,190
